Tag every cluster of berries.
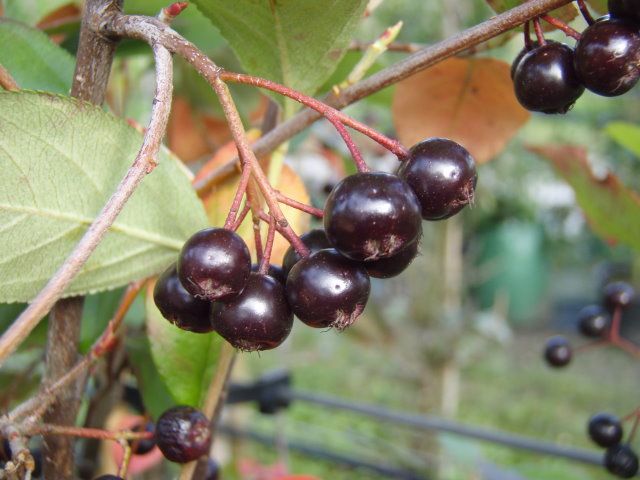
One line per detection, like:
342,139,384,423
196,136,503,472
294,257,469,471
153,138,477,351
95,406,219,479
512,0,640,114
544,281,635,367
543,281,638,478
588,413,638,478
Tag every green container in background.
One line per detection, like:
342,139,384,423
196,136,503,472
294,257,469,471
473,221,548,325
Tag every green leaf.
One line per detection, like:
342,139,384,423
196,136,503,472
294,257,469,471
530,144,640,251
126,331,175,420
0,91,209,303
3,0,75,25
145,286,223,408
79,289,125,353
191,0,368,114
0,19,75,94
606,122,640,159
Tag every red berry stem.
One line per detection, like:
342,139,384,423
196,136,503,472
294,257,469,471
627,412,640,444
533,17,547,45
275,191,324,218
223,159,252,230
524,21,533,49
257,211,310,257
245,182,264,263
25,424,154,442
604,306,640,358
540,14,582,40
231,203,251,231
219,72,408,160
576,0,595,25
259,216,277,275
330,116,370,172
573,339,608,353
622,408,640,423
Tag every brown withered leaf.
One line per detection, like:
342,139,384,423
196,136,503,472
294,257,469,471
203,164,310,265
529,144,640,251
393,57,529,164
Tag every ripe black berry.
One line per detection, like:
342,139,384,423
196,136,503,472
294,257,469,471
205,458,220,480
588,413,624,447
281,229,332,277
178,228,251,301
156,406,211,463
211,273,293,351
577,304,611,338
513,42,584,113
511,40,558,79
543,336,572,367
574,17,640,97
604,281,635,311
398,138,477,221
286,249,370,330
604,444,639,478
609,0,640,22
154,264,213,333
364,240,419,279
251,263,286,284
324,172,422,261
129,421,156,455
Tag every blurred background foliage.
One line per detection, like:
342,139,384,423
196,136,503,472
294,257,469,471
1,0,639,478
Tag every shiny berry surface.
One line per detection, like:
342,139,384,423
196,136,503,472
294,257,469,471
398,138,477,221
513,42,584,113
153,264,213,333
543,336,572,367
605,445,639,478
577,304,611,338
609,0,640,22
212,273,293,351
156,406,211,463
324,172,422,261
286,249,370,330
282,229,332,277
251,263,286,284
575,17,640,97
129,421,156,455
178,228,251,301
364,240,419,279
588,413,624,447
604,281,636,311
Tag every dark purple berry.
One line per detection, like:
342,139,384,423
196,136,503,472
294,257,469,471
575,17,640,96
588,413,624,447
211,273,293,352
251,263,286,284
154,264,213,333
324,172,422,261
609,0,640,23
577,304,611,338
398,138,477,221
205,458,221,480
281,229,332,277
286,249,370,330
364,240,419,279
511,40,558,79
543,336,572,367
178,228,251,301
156,406,211,463
604,445,639,478
604,281,635,311
513,42,584,113
93,476,123,480
129,422,156,455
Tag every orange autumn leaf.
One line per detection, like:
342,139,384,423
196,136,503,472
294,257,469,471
392,57,529,164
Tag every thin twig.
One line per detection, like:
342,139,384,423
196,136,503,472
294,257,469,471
24,424,154,442
275,192,324,218
576,0,595,25
0,46,173,366
540,14,581,40
259,216,277,274
179,342,236,480
0,64,19,91
533,17,546,45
